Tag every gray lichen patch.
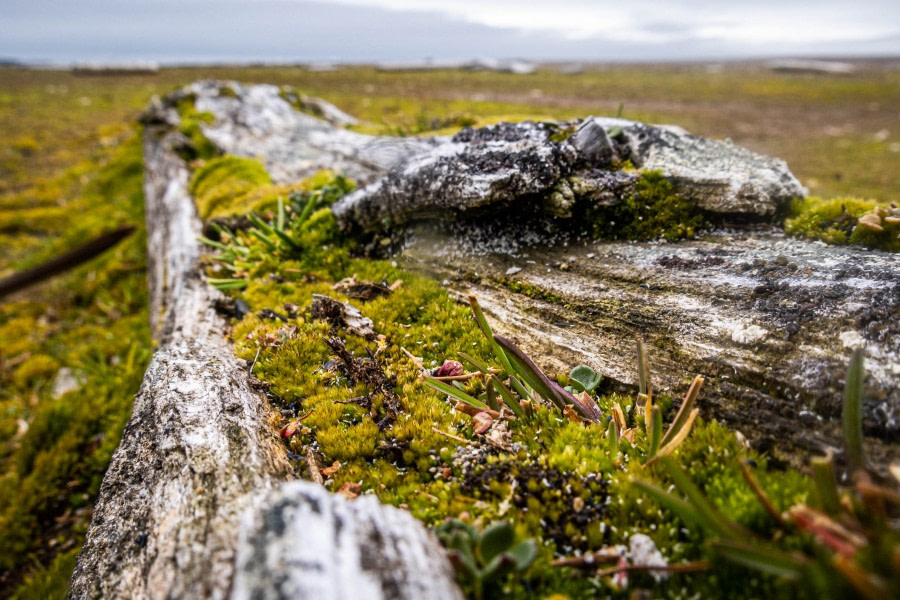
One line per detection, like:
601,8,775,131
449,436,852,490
333,116,807,233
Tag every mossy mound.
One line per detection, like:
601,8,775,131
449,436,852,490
785,196,899,251
189,155,273,219
585,170,707,242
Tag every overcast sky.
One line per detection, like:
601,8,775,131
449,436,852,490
2,0,899,64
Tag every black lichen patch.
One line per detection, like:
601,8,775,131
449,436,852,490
457,450,611,556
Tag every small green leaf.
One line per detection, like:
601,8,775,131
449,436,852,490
648,405,662,458
272,227,302,250
247,212,275,234
249,229,278,251
659,457,741,539
206,278,247,291
506,539,537,570
811,453,842,516
484,378,499,411
458,351,491,375
197,236,232,252
490,375,526,419
636,339,651,396
477,522,515,565
608,419,619,456
632,479,703,528
447,550,478,578
481,553,516,582
276,196,285,231
295,190,319,224
569,365,602,393
468,295,515,377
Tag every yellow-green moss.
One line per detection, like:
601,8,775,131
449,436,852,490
9,547,78,600
11,354,59,389
0,131,150,594
492,277,564,304
203,171,814,599
584,170,707,241
188,155,272,218
785,196,899,251
174,97,218,161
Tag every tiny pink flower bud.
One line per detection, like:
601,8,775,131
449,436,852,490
435,360,465,377
473,412,493,434
280,420,300,438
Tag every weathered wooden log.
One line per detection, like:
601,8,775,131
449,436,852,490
69,86,462,599
401,230,899,470
231,483,462,600
332,116,806,232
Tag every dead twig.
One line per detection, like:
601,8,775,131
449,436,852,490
431,427,476,446
0,225,135,299
306,447,324,485
430,373,486,382
400,346,425,371
551,552,620,568
594,561,712,578
740,460,788,527
453,402,501,419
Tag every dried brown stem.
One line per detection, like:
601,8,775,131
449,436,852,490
306,447,324,485
431,427,476,446
594,561,712,578
740,460,788,526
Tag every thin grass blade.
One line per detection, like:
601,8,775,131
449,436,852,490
659,457,741,539
425,376,490,410
842,348,865,474
712,540,806,580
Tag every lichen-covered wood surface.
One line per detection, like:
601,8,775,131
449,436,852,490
402,229,898,469
69,92,462,599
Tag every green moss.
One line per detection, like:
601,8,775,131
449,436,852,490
174,96,218,161
492,277,563,304
584,170,707,241
785,196,899,251
188,155,272,219
4,61,897,600
548,124,576,143
203,170,816,599
11,354,59,389
0,131,150,594
10,548,78,600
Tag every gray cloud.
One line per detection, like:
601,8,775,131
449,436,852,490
1,0,897,64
